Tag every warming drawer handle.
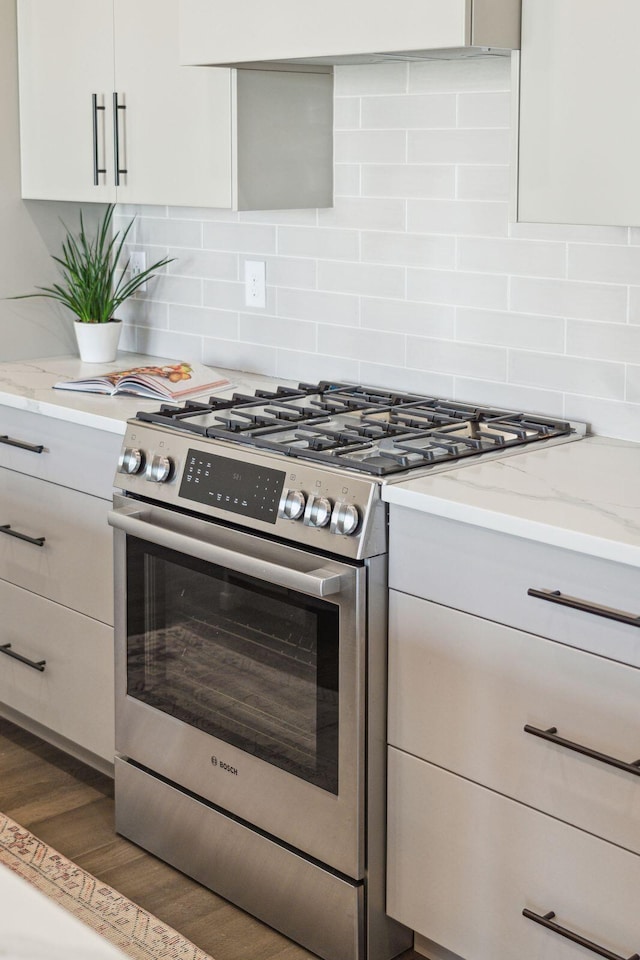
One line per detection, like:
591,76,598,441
527,588,640,628
0,435,44,454
523,725,640,778
522,908,639,960
0,643,46,672
0,525,46,547
107,507,349,599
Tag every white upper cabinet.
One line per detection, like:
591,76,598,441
18,0,116,203
179,0,521,67
17,0,332,209
517,0,640,226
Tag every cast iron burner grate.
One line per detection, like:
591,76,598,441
136,381,574,476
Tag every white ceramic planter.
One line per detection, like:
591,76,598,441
74,320,122,363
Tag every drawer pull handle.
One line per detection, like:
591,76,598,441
523,908,639,960
0,643,46,672
524,725,640,777
0,435,44,454
527,588,640,628
0,525,46,547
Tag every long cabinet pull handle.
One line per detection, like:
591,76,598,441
0,643,46,672
523,724,640,777
113,92,127,186
92,93,107,185
0,525,46,547
527,587,640,628
0,435,44,454
523,908,639,960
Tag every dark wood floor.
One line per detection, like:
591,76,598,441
0,718,419,960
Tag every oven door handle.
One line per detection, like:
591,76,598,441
108,506,350,598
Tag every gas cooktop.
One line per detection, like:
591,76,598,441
135,380,584,478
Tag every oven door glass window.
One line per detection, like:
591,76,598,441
126,536,340,794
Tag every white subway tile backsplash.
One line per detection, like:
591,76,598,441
457,237,566,278
409,57,510,93
566,319,640,364
203,222,276,254
406,336,507,380
361,231,455,268
407,268,508,309
361,93,456,129
457,92,511,129
361,298,454,338
318,260,405,298
239,313,316,351
510,277,627,323
278,226,359,261
409,128,509,164
509,351,625,400
277,288,359,326
335,63,408,96
456,308,565,352
335,130,407,163
361,163,455,199
568,243,640,285
121,56,640,442
318,197,406,230
408,198,508,237
316,323,405,365
456,165,510,201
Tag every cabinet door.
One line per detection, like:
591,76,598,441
518,0,640,226
17,0,116,202
113,0,232,208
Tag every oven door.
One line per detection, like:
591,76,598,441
109,494,366,879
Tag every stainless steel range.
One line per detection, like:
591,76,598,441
109,381,587,960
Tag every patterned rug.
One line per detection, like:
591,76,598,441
0,813,213,960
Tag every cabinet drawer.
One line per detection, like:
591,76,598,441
0,579,114,762
389,507,640,667
389,591,640,854
0,406,123,499
0,467,113,624
387,748,640,960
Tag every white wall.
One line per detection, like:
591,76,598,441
0,0,79,360
118,56,640,442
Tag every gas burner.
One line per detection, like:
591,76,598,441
134,381,576,477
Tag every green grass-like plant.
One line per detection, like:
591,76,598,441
13,204,173,323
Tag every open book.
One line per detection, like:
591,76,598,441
54,361,231,402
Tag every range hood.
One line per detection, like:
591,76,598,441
179,0,521,68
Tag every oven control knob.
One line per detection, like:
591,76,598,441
146,454,173,483
118,447,145,475
279,489,306,521
330,501,360,537
304,494,332,528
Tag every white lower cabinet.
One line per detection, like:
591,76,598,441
0,405,120,766
0,580,114,762
387,506,640,960
387,749,640,960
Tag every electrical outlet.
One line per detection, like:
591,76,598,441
244,260,266,308
130,251,147,292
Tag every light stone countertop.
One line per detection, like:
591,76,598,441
2,356,638,567
0,352,292,434
383,434,640,568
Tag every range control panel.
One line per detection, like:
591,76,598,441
114,422,386,559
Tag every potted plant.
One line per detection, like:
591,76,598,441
12,204,173,363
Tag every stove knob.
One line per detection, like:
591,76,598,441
146,454,173,483
279,489,306,521
303,494,332,528
118,447,145,475
330,501,360,537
